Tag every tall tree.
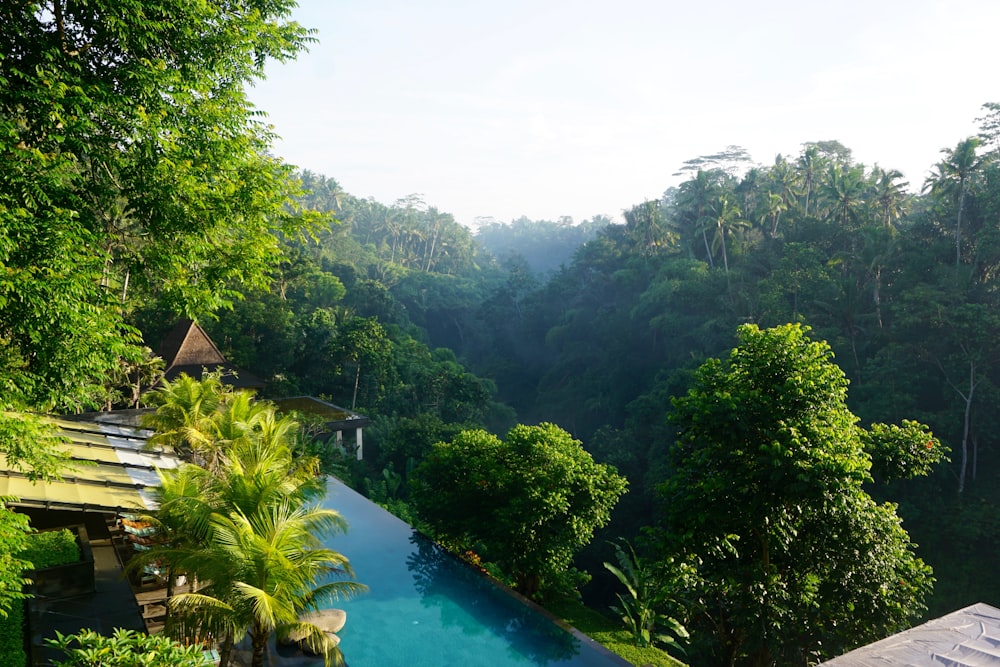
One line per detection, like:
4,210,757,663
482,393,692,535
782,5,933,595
819,163,868,230
659,324,941,666
673,169,733,266
765,155,801,236
795,144,824,217
0,0,316,413
869,165,909,228
706,194,747,278
925,137,983,266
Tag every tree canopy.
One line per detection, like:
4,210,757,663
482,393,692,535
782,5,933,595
659,324,940,666
0,0,320,625
410,423,627,600
0,0,316,412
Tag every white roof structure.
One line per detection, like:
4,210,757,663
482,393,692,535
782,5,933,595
821,603,1000,667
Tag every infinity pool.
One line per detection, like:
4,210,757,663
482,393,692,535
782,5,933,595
319,478,630,667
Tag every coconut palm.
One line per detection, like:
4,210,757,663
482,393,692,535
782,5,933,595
125,463,214,617
819,163,867,230
704,194,748,278
143,382,365,667
170,499,364,667
142,373,229,465
767,154,801,235
674,169,730,267
868,165,909,228
796,144,824,217
924,136,983,266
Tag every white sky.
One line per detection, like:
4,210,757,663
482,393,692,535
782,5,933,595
249,0,999,228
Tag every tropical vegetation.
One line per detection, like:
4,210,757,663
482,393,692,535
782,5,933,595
133,376,365,667
47,628,213,667
660,324,941,665
1,0,1000,665
410,423,627,600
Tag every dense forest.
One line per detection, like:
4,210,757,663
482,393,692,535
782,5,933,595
3,0,1000,664
178,115,1000,662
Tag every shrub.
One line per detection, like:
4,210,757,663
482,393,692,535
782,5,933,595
21,529,79,570
0,600,25,667
47,628,212,667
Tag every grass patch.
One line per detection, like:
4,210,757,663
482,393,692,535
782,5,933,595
546,597,686,667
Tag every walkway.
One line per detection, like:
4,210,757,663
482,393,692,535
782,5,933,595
28,537,145,665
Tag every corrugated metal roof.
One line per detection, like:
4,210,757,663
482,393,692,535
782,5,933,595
820,603,1000,666
0,417,180,514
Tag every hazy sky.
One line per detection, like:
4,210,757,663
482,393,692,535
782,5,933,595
250,0,998,228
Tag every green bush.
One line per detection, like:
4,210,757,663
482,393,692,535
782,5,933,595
21,529,79,570
48,628,212,667
0,600,26,667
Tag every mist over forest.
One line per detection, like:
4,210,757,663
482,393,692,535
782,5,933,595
160,104,1000,657
3,2,999,660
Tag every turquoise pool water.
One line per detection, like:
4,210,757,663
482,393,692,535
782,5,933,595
319,478,631,667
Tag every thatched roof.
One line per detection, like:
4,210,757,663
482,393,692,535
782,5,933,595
157,319,264,389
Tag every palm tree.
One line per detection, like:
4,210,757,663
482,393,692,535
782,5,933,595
126,463,213,617
144,380,365,667
623,200,671,254
796,144,824,217
869,165,909,228
142,373,228,465
171,499,364,667
706,194,747,278
767,154,801,235
158,438,361,667
819,163,867,230
674,169,730,267
924,136,982,266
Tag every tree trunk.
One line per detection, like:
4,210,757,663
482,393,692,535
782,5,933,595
956,183,966,267
702,229,714,268
251,624,268,667
120,267,130,304
352,361,361,410
958,361,974,494
165,566,174,622
218,632,234,667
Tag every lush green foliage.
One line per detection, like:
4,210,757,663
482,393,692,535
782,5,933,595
21,528,79,570
410,423,627,599
138,376,364,667
0,0,317,623
0,0,315,412
0,498,31,621
0,596,25,667
865,420,949,482
0,413,70,485
7,16,1000,653
162,102,1000,655
545,596,685,667
47,628,212,667
603,540,688,654
660,324,936,666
